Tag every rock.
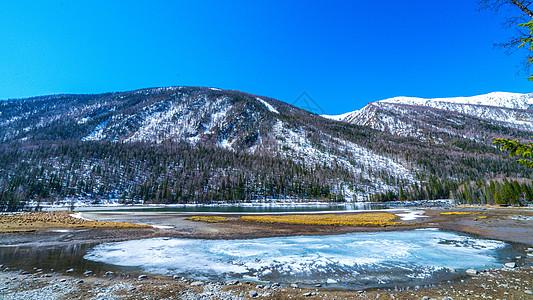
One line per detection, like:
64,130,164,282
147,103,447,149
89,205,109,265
527,253,533,257
225,280,239,285
76,280,84,284
422,297,430,300
105,271,114,276
172,275,180,280
525,290,533,295
21,271,29,275
526,247,533,252
504,262,516,268
66,268,74,273
303,292,313,297
290,283,299,288
314,283,322,287
43,274,52,277
263,292,272,297
94,281,101,286
190,281,204,286
60,279,67,282
272,283,281,287
83,271,92,275
36,269,42,272
256,285,264,289
466,269,478,275
138,275,147,280
249,290,258,297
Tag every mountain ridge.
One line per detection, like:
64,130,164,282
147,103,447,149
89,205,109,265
0,86,530,208
323,92,533,141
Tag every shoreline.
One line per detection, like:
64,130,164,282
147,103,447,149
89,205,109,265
1,264,532,299
29,199,455,211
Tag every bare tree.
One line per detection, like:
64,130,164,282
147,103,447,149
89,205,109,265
479,1,533,24
479,0,533,70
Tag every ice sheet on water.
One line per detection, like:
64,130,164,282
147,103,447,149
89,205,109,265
85,229,508,286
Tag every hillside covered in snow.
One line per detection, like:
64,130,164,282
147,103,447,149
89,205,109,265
0,87,530,207
324,92,533,142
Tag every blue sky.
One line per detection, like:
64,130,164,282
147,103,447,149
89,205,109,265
1,0,531,114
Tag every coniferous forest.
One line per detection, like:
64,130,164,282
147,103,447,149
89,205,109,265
1,87,532,211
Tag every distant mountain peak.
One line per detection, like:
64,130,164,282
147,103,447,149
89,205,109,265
379,92,532,110
323,91,533,142
323,91,533,122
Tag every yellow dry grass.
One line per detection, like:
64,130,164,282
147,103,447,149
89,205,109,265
440,212,474,215
0,211,150,233
186,216,232,223
186,213,407,227
457,204,533,210
240,213,400,227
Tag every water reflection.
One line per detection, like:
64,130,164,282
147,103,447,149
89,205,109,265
82,202,381,213
0,243,111,275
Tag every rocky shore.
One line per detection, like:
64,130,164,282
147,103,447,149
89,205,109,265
1,264,532,299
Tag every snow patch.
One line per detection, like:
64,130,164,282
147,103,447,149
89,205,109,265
218,139,234,150
321,111,353,121
82,121,108,141
152,225,174,229
70,212,91,221
256,98,279,114
395,210,428,221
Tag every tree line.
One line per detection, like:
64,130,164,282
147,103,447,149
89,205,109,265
456,178,533,205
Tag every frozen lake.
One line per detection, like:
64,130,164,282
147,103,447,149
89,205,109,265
84,228,518,289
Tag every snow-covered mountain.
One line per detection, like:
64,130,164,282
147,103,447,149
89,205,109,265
324,92,533,140
1,87,530,206
0,87,421,202
379,92,533,110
